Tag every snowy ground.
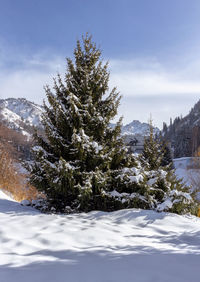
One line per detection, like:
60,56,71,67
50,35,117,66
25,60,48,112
174,157,200,200
174,157,200,185
174,157,194,184
0,190,200,282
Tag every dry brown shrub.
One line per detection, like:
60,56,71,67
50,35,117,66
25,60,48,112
0,141,40,202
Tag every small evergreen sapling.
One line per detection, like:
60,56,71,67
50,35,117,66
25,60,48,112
139,120,198,214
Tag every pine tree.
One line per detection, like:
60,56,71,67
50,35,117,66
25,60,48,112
27,35,197,215
139,120,198,215
140,121,162,170
28,34,133,212
161,142,173,168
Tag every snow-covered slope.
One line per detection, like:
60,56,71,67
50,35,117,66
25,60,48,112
163,99,200,157
0,189,200,282
0,98,43,136
174,157,200,201
121,120,160,136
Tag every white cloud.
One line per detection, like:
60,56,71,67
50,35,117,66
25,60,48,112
115,94,199,129
0,70,51,104
109,59,200,96
108,58,200,128
1,53,200,128
0,55,65,104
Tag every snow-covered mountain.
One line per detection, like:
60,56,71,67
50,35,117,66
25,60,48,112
120,120,160,153
121,120,160,136
0,98,43,137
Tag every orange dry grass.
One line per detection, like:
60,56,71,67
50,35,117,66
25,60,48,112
198,207,200,218
0,143,39,202
8,174,39,202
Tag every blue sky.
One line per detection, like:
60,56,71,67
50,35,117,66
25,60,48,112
1,0,200,127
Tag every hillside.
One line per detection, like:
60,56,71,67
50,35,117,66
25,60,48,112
0,189,200,282
163,99,200,158
0,98,43,138
0,122,32,161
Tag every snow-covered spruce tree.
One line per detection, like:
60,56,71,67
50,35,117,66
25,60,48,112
28,34,135,212
139,121,198,215
160,142,173,168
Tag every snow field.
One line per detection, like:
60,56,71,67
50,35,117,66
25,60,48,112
0,190,200,282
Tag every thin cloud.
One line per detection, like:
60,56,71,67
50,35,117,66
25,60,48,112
1,53,200,127
0,54,65,104
109,59,200,97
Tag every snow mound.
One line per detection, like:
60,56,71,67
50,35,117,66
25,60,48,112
0,189,200,282
20,199,31,206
